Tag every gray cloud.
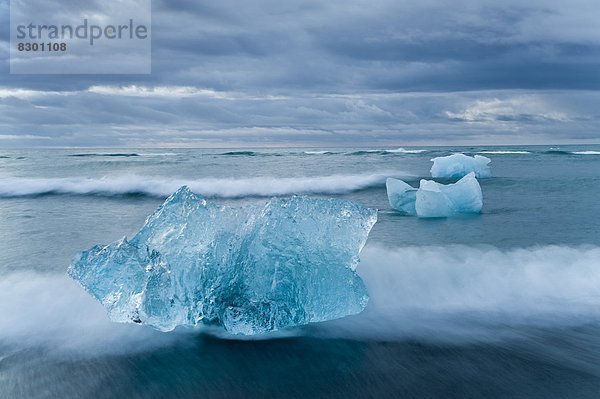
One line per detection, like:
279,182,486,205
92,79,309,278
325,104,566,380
0,0,599,146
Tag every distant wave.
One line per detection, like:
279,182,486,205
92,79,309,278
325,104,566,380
348,150,382,155
0,173,396,198
477,151,531,155
303,151,336,155
219,151,258,156
384,148,428,154
348,148,428,155
544,149,600,155
217,151,285,157
69,153,141,157
69,152,181,158
137,153,181,157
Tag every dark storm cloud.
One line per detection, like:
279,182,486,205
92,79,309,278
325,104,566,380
0,0,599,146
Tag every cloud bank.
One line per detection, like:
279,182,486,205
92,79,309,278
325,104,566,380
1,0,599,146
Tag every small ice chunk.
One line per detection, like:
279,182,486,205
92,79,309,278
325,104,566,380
430,154,492,178
68,186,377,335
386,178,417,215
386,173,483,217
416,172,483,217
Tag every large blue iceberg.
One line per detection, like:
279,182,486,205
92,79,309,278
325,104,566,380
386,173,483,218
68,187,377,335
430,154,492,178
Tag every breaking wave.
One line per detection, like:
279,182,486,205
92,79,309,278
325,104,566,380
359,245,600,314
1,245,600,353
0,173,396,198
0,272,182,354
320,244,600,340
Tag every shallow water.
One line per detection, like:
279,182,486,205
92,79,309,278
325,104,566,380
1,145,599,398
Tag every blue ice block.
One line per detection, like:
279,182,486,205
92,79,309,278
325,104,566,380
416,172,483,217
68,187,377,335
430,154,492,178
386,173,483,218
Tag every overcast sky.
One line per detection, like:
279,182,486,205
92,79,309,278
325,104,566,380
1,0,599,147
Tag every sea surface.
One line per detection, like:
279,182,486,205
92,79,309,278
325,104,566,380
1,145,599,398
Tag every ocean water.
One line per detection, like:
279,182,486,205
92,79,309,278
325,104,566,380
1,145,600,398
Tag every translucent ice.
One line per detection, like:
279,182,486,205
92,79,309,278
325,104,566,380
430,154,491,178
386,178,417,215
386,173,483,217
416,172,483,217
68,186,377,335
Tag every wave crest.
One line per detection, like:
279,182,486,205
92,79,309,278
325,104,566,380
0,173,395,198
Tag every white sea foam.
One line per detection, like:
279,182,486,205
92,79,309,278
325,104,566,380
0,273,182,355
0,173,396,198
572,151,600,155
1,245,600,353
359,245,600,314
319,245,600,340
